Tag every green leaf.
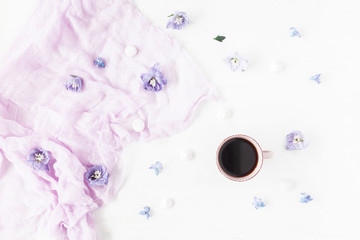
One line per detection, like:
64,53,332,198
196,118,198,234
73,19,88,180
168,14,174,17
213,35,226,42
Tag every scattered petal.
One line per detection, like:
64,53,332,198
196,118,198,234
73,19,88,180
94,57,106,68
139,206,151,219
310,74,321,84
166,11,189,30
225,52,248,72
65,75,83,92
149,161,163,176
285,131,308,150
214,35,226,42
300,192,313,203
27,148,50,171
141,63,167,92
252,197,265,209
85,165,109,186
290,27,301,38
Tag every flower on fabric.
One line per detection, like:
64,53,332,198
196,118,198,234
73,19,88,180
225,52,248,72
213,35,226,42
65,75,83,92
94,57,106,68
290,27,301,38
27,148,50,171
139,206,151,220
310,73,321,84
166,11,189,30
285,131,308,150
149,161,163,176
141,63,167,92
85,165,109,186
252,197,265,209
300,192,313,203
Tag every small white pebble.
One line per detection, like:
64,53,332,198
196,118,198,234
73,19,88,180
125,45,138,57
132,119,145,132
161,198,174,209
217,107,233,120
269,61,283,73
278,179,296,192
180,149,195,161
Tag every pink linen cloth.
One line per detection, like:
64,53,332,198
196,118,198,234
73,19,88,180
0,0,214,239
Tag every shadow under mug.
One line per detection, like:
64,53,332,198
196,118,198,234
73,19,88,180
216,134,273,182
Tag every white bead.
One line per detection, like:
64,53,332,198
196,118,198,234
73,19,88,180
278,179,296,192
125,45,137,57
132,119,145,132
161,198,174,209
217,107,233,120
269,61,283,73
180,149,195,161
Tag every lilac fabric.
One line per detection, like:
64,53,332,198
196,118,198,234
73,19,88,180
0,0,214,239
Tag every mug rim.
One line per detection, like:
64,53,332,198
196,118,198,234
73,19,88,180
216,134,264,182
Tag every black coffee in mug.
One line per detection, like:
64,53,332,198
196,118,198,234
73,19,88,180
218,138,258,177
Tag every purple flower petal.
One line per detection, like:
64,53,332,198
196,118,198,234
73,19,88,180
310,74,321,84
149,161,163,175
285,131,308,150
139,206,151,220
252,197,265,209
94,57,106,68
167,11,189,30
300,192,313,203
27,148,50,171
290,27,301,38
85,165,109,186
225,52,248,72
65,75,83,92
141,64,167,92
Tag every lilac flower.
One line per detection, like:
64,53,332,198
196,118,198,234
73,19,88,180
290,27,301,38
166,11,189,30
225,52,248,72
310,74,321,84
94,57,106,68
300,192,313,203
65,75,83,92
139,206,151,220
149,161,163,175
27,148,50,171
141,63,167,92
252,197,265,209
85,165,109,186
286,131,308,150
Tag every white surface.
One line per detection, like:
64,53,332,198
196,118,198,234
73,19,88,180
217,107,234,120
278,179,296,192
1,0,360,239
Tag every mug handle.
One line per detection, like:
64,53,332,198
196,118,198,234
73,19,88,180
263,151,274,159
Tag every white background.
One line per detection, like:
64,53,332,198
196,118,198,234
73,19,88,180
1,0,360,239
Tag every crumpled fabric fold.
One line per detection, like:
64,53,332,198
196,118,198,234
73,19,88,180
0,0,215,239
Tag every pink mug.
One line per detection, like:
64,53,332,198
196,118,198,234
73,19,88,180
216,134,273,182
